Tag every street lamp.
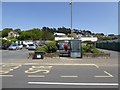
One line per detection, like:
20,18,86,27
70,0,72,39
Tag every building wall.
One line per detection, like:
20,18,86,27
55,37,98,42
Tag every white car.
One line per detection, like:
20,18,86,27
8,44,18,50
28,44,37,50
26,44,30,49
18,44,23,49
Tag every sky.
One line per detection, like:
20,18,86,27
2,2,118,35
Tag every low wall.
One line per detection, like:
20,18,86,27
28,52,110,59
83,53,110,58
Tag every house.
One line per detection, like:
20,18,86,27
54,33,66,37
8,31,19,38
54,33,98,42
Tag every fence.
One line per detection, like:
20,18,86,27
96,40,120,52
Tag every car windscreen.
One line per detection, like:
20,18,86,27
18,44,22,46
28,44,34,46
11,44,17,46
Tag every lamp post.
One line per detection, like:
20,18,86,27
70,0,72,39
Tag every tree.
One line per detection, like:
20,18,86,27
14,28,22,34
18,28,43,40
57,27,70,35
2,28,13,37
41,29,54,40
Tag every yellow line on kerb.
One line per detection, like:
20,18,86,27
61,76,78,78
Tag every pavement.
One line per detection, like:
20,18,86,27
0,49,119,88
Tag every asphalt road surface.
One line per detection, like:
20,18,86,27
2,49,34,63
1,49,119,88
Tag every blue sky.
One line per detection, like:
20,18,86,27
2,2,118,34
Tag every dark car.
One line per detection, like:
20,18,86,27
2,44,10,50
0,43,2,49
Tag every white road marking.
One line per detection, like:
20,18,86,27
23,63,38,65
60,57,83,61
95,76,112,78
32,66,52,69
23,63,99,68
61,76,78,78
28,82,119,86
25,70,50,74
28,75,45,78
0,75,13,77
104,71,114,77
95,71,114,78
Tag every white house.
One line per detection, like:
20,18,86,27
54,33,98,42
22,41,34,45
80,37,98,42
54,33,66,37
8,31,19,38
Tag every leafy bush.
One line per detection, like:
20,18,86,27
45,41,57,53
36,45,48,52
82,44,104,54
36,41,57,53
2,39,12,45
10,38,18,43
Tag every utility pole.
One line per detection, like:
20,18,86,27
70,0,72,39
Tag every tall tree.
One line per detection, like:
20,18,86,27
14,28,22,34
2,28,13,37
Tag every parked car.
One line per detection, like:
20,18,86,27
17,44,23,49
26,44,30,49
2,44,10,50
8,44,18,50
0,43,2,50
27,44,37,50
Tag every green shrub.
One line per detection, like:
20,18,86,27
82,44,104,54
45,41,57,53
36,41,57,53
10,38,17,42
36,45,48,52
2,39,12,45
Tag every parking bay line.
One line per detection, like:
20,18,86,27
26,63,114,77
23,63,99,68
95,71,114,78
0,75,13,77
61,76,78,78
28,82,119,86
28,75,45,78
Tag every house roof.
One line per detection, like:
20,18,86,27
54,33,66,36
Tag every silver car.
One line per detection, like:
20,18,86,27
8,44,18,50
17,44,23,49
28,44,37,50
